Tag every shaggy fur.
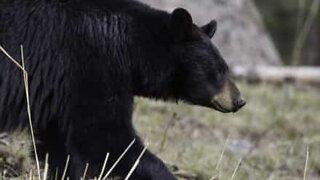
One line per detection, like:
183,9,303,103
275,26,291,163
0,0,230,179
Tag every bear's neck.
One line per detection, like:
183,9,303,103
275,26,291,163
125,6,179,101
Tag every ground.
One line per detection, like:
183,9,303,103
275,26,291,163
1,82,320,179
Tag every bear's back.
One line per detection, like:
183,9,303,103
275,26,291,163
0,0,151,131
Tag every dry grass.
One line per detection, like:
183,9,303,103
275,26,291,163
0,45,41,179
0,131,34,178
1,82,320,179
1,41,320,180
0,46,146,180
133,82,320,180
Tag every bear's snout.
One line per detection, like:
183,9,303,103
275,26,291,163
232,97,246,112
211,79,245,113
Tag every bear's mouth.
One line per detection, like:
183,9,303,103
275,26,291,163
211,100,233,113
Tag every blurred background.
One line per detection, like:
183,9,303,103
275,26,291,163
141,0,320,66
134,0,320,180
0,0,319,180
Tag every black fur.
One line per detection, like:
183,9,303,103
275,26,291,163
0,0,229,179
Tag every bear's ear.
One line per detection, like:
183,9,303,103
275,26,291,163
202,20,217,38
170,8,193,42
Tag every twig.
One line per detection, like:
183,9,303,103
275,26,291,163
230,157,242,180
0,46,25,71
303,145,310,180
29,169,33,180
81,163,89,180
124,143,149,180
43,154,49,180
0,45,42,180
159,113,177,152
55,168,59,180
211,135,230,180
216,135,230,170
102,139,136,180
21,45,42,180
98,153,110,180
61,155,70,180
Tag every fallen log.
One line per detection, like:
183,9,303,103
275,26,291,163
232,66,320,85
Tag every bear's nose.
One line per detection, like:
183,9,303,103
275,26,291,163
236,98,246,109
232,98,246,112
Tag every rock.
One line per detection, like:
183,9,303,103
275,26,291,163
226,138,255,155
140,0,281,66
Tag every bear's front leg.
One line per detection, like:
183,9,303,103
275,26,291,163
67,95,176,180
130,147,177,180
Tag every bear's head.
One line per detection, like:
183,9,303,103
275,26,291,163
170,8,245,113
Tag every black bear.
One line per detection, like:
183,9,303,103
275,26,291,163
0,0,245,179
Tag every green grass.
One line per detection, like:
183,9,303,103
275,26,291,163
133,82,320,180
1,82,320,179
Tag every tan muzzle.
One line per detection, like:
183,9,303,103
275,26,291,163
211,79,245,113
